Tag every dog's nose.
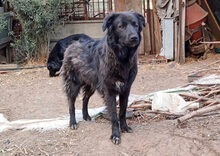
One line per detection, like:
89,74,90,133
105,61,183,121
47,65,52,70
130,35,138,41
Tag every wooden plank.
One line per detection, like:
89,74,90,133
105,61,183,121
0,64,17,69
114,0,125,12
152,0,162,54
120,0,125,11
200,41,220,44
201,0,220,41
143,22,151,55
0,65,46,71
150,10,156,54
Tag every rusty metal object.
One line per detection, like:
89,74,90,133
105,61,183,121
189,43,206,54
188,22,213,56
189,42,212,55
186,3,208,42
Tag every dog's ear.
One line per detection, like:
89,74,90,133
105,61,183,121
102,13,118,32
133,12,146,29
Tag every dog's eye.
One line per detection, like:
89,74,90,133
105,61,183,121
119,25,125,29
132,22,138,27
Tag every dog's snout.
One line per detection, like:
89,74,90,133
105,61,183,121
130,35,138,41
47,65,52,70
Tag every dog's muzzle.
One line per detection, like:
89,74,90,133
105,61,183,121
128,35,139,47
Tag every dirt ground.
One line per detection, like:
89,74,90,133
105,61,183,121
1,54,220,156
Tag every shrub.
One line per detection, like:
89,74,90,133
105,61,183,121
4,0,63,64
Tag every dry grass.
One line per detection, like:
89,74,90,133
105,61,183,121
20,46,49,67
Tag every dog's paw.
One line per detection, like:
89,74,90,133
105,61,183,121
83,114,91,121
69,124,77,130
111,135,121,145
121,125,133,133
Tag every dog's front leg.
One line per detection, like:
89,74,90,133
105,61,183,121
119,91,133,133
105,92,120,144
119,64,137,133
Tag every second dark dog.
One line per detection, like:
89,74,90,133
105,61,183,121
62,11,145,144
47,34,93,77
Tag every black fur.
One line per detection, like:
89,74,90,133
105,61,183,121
62,11,145,144
47,34,93,77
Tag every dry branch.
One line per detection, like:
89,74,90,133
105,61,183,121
199,87,212,92
129,103,151,109
179,93,209,101
205,101,219,107
131,100,152,104
147,110,184,117
181,89,219,107
177,104,220,123
205,89,220,97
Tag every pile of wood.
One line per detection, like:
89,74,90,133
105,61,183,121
128,71,220,125
128,88,220,125
177,84,220,123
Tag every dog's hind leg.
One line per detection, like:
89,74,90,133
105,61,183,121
82,85,94,121
66,80,81,130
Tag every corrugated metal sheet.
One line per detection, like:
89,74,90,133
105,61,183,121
161,18,174,60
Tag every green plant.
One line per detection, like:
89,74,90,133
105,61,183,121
4,0,63,64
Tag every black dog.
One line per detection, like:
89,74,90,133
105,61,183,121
61,11,145,144
47,34,93,77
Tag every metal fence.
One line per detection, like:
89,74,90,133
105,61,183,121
60,0,113,21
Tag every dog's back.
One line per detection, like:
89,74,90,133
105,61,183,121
47,34,94,77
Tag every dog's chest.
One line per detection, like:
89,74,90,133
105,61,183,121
109,64,130,93
115,80,125,93
98,50,133,93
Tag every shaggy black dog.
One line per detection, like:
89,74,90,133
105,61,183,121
62,11,145,144
47,34,93,77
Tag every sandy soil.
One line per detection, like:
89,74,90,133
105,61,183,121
0,54,220,155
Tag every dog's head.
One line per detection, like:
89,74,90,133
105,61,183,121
47,57,62,77
102,11,145,48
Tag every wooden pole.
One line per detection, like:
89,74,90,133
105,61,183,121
152,0,162,54
146,0,154,54
179,0,186,64
120,0,125,11
103,0,105,17
174,1,179,62
174,21,179,62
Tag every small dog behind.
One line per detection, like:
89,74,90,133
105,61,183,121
62,11,145,144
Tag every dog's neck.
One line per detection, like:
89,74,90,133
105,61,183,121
105,35,139,64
